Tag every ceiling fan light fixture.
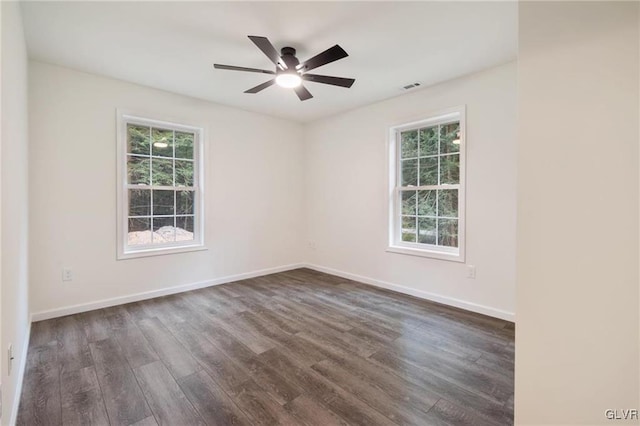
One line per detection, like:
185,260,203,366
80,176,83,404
276,72,302,88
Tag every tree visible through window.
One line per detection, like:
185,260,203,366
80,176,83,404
118,114,203,258
389,108,465,261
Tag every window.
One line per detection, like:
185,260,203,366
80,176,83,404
388,107,465,262
117,112,204,259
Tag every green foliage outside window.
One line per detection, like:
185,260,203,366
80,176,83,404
399,121,460,248
125,124,197,244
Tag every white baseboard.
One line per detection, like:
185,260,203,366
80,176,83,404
30,261,514,323
30,263,305,322
9,320,31,426
304,263,515,322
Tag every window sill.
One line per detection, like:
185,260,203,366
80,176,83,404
118,243,207,260
386,245,465,263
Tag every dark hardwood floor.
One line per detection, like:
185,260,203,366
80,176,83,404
18,268,514,426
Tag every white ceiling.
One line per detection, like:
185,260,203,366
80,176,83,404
21,1,517,123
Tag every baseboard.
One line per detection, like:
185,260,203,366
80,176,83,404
30,261,514,323
9,320,31,426
304,263,515,322
30,263,305,322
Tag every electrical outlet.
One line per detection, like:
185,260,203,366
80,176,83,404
62,268,73,282
7,344,13,375
308,241,317,250
467,265,476,279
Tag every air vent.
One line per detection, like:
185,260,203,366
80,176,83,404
402,82,421,90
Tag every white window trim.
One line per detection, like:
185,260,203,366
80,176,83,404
116,110,206,260
386,105,466,262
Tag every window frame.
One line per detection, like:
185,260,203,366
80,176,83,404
387,106,466,262
116,110,206,260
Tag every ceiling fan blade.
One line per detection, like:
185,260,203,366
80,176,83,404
248,36,286,69
214,64,275,75
294,84,313,101
302,74,355,88
244,79,276,94
297,45,348,72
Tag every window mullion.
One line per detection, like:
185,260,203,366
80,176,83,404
396,130,402,245
415,129,420,243
436,124,441,246
398,184,459,191
149,126,154,243
126,185,195,190
173,130,177,239
150,189,155,244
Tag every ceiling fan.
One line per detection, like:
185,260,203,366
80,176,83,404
214,35,355,101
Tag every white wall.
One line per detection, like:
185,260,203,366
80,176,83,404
516,2,639,424
304,62,517,320
1,2,30,424
29,61,305,316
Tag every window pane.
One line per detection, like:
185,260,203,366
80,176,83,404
419,126,438,156
175,131,194,160
175,160,194,187
128,189,150,216
419,157,438,186
176,216,195,241
152,128,173,158
438,189,458,218
401,191,417,216
152,158,173,186
438,218,458,247
153,217,175,243
418,218,436,244
153,190,174,216
127,125,150,155
440,122,460,154
417,190,436,216
128,217,151,245
440,154,460,185
400,130,418,159
127,156,150,185
177,190,194,215
401,216,416,242
401,159,418,186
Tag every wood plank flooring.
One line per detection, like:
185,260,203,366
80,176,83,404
17,268,514,426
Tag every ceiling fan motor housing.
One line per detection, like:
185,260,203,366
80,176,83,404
280,47,300,70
